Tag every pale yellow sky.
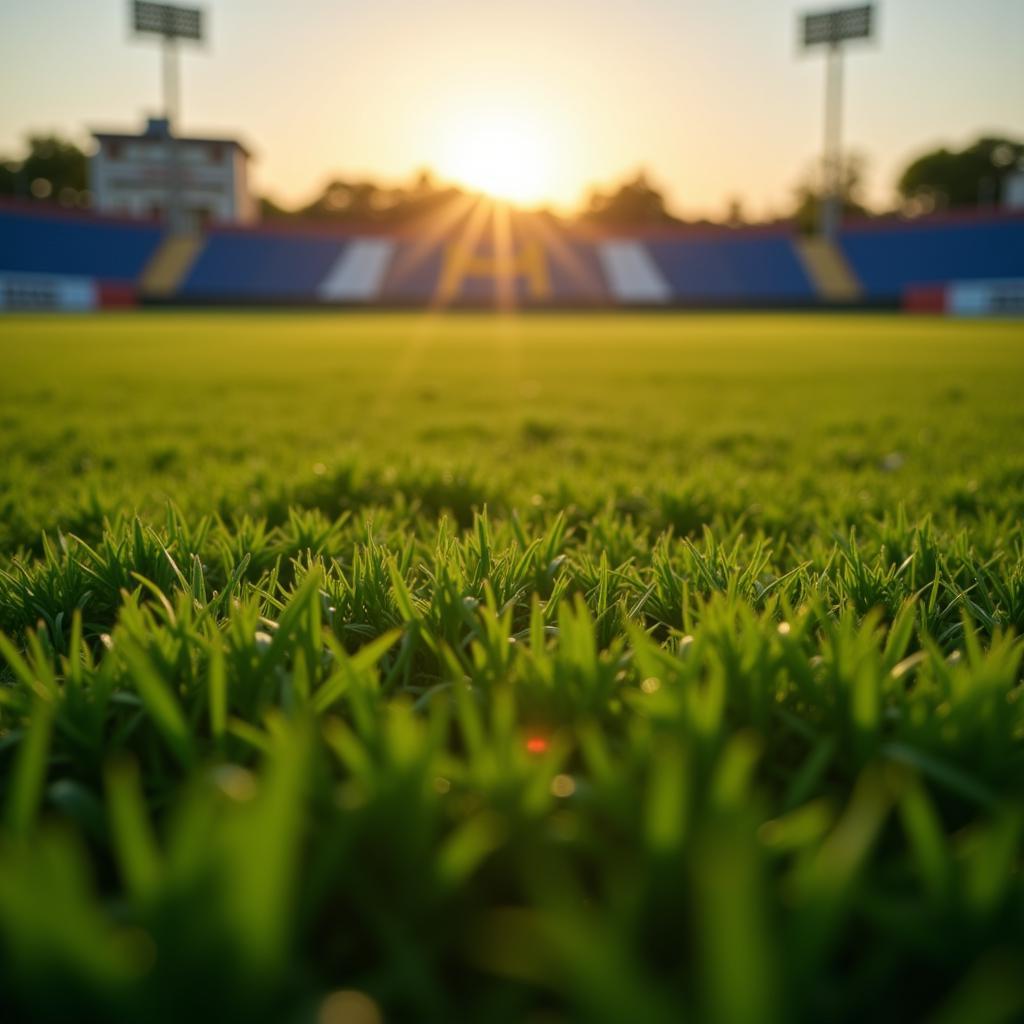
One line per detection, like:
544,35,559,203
2,0,1022,217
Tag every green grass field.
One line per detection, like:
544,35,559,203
1,312,1023,1023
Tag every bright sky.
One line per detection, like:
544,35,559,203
2,0,1022,217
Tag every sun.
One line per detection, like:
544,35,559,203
438,109,552,205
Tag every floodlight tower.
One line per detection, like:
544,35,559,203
131,1,206,232
800,4,875,241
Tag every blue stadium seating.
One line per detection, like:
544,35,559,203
379,241,447,304
544,239,609,304
646,233,816,302
378,237,608,305
3,204,1022,307
180,230,348,299
378,208,609,305
0,206,163,281
839,217,1024,300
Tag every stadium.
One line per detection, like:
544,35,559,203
1,2,1023,1023
3,197,1024,310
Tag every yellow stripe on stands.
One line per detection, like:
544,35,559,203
141,233,204,298
438,239,551,302
795,237,861,302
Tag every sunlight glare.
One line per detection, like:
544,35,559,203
439,109,553,204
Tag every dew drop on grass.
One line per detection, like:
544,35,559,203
212,765,257,802
318,989,383,1024
550,774,576,798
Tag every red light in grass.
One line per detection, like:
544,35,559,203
526,736,548,755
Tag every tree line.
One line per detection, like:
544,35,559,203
2,132,1021,231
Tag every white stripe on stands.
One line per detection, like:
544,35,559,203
317,238,396,301
597,241,672,304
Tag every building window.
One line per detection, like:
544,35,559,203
209,144,224,164
107,141,122,160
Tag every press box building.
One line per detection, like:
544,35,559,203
90,117,256,227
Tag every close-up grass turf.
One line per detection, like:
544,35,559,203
1,312,1023,1023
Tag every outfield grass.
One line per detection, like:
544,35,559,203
1,312,1023,1022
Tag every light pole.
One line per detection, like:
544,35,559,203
800,5,874,241
131,1,205,233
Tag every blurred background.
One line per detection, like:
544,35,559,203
0,0,1022,311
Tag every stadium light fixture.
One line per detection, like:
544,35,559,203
800,4,875,241
131,1,206,233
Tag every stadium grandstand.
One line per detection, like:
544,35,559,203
3,0,1021,316
1,198,1022,313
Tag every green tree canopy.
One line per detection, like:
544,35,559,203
0,134,88,202
582,171,681,225
790,153,870,235
898,136,1024,213
264,171,468,226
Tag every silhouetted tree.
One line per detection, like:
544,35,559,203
582,171,681,225
898,136,1024,214
724,197,746,228
259,195,292,219
790,152,870,234
261,172,469,225
0,135,88,204
0,160,18,197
